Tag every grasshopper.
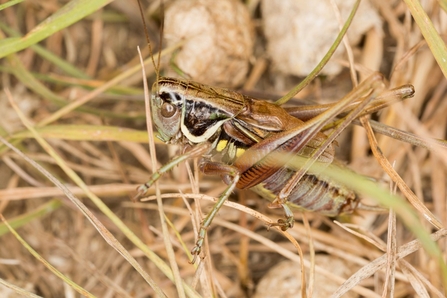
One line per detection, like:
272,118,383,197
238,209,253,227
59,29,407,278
136,71,415,263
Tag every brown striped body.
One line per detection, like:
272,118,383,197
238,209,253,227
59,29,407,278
151,77,360,215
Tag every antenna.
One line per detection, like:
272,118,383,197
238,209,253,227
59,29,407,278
137,0,163,84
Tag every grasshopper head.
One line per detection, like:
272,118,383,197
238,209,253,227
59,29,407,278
151,77,237,145
150,80,183,143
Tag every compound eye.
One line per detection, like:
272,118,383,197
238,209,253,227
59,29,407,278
160,102,177,118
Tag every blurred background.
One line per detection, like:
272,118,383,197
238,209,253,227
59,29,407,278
0,0,446,297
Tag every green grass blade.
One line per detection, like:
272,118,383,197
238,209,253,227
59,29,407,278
275,0,360,105
0,199,62,237
0,0,23,11
287,154,447,283
1,214,97,298
0,21,90,79
404,0,447,79
0,0,112,59
10,125,156,144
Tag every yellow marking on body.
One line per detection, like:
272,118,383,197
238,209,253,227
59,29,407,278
216,140,228,152
236,148,245,157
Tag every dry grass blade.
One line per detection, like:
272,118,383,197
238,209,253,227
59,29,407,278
139,194,379,297
399,259,444,298
0,276,42,298
399,262,430,298
34,44,180,127
302,214,315,298
138,46,185,298
360,116,443,229
332,229,447,297
1,0,446,296
383,208,397,296
2,90,167,297
0,214,96,298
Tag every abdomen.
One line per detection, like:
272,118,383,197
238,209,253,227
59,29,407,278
251,166,359,216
